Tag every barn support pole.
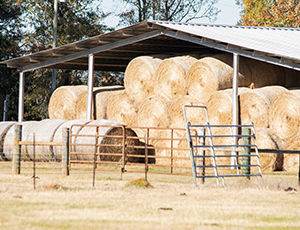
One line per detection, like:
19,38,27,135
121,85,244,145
231,53,239,169
18,71,25,122
87,53,94,120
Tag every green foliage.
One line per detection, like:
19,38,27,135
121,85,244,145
237,0,300,27
118,0,220,26
1,0,114,121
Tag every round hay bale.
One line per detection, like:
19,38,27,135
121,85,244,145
124,56,162,105
247,58,286,88
0,121,17,160
95,86,125,120
3,121,38,161
74,120,141,163
169,95,203,129
154,56,197,101
173,132,194,170
75,86,124,120
269,90,300,140
250,128,283,172
205,88,251,126
283,132,300,172
206,90,233,125
187,54,251,103
240,86,288,128
52,119,91,161
48,85,87,120
150,130,181,166
26,119,67,161
137,96,171,134
284,68,300,88
106,90,138,126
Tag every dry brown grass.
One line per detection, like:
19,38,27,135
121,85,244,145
0,163,300,230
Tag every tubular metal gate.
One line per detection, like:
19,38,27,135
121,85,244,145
183,105,263,186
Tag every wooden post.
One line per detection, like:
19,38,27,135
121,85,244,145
198,128,205,184
12,124,22,174
145,134,148,181
62,127,69,176
241,128,251,179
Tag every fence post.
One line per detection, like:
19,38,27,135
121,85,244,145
198,128,205,184
241,128,251,179
62,127,69,176
12,124,22,175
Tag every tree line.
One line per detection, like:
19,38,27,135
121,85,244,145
0,0,298,121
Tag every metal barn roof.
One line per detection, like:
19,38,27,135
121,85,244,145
1,20,300,72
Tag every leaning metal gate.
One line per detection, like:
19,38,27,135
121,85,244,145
183,105,263,186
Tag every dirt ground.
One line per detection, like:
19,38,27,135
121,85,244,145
0,163,300,230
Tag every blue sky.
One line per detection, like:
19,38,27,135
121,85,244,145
101,0,241,27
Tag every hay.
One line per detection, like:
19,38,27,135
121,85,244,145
137,95,171,131
74,120,141,162
0,122,16,160
187,54,251,103
95,86,125,120
250,128,283,172
25,119,67,161
154,56,197,101
206,90,233,125
75,86,124,120
48,85,87,120
283,132,300,172
106,90,138,126
52,119,91,161
3,121,38,161
150,130,181,166
269,90,300,140
246,58,286,88
240,86,288,128
124,56,162,105
284,68,300,88
168,95,203,129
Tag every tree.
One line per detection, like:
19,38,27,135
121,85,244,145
1,0,114,121
0,0,24,121
237,0,300,27
117,0,220,26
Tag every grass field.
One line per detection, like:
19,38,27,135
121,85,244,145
0,163,300,230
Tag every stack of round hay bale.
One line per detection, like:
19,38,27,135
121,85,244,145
0,119,141,163
47,53,300,172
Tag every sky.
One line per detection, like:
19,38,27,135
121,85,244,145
101,0,241,28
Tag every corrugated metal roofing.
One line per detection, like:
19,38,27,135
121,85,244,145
1,20,300,72
153,20,300,62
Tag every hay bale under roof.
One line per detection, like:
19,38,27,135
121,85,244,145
269,90,300,140
95,86,124,120
52,119,91,161
240,86,288,128
49,85,87,120
247,58,286,88
74,120,141,163
106,90,138,126
154,56,197,101
250,128,283,172
168,95,204,129
137,95,171,129
283,132,300,172
187,54,251,104
75,85,124,120
124,56,162,105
